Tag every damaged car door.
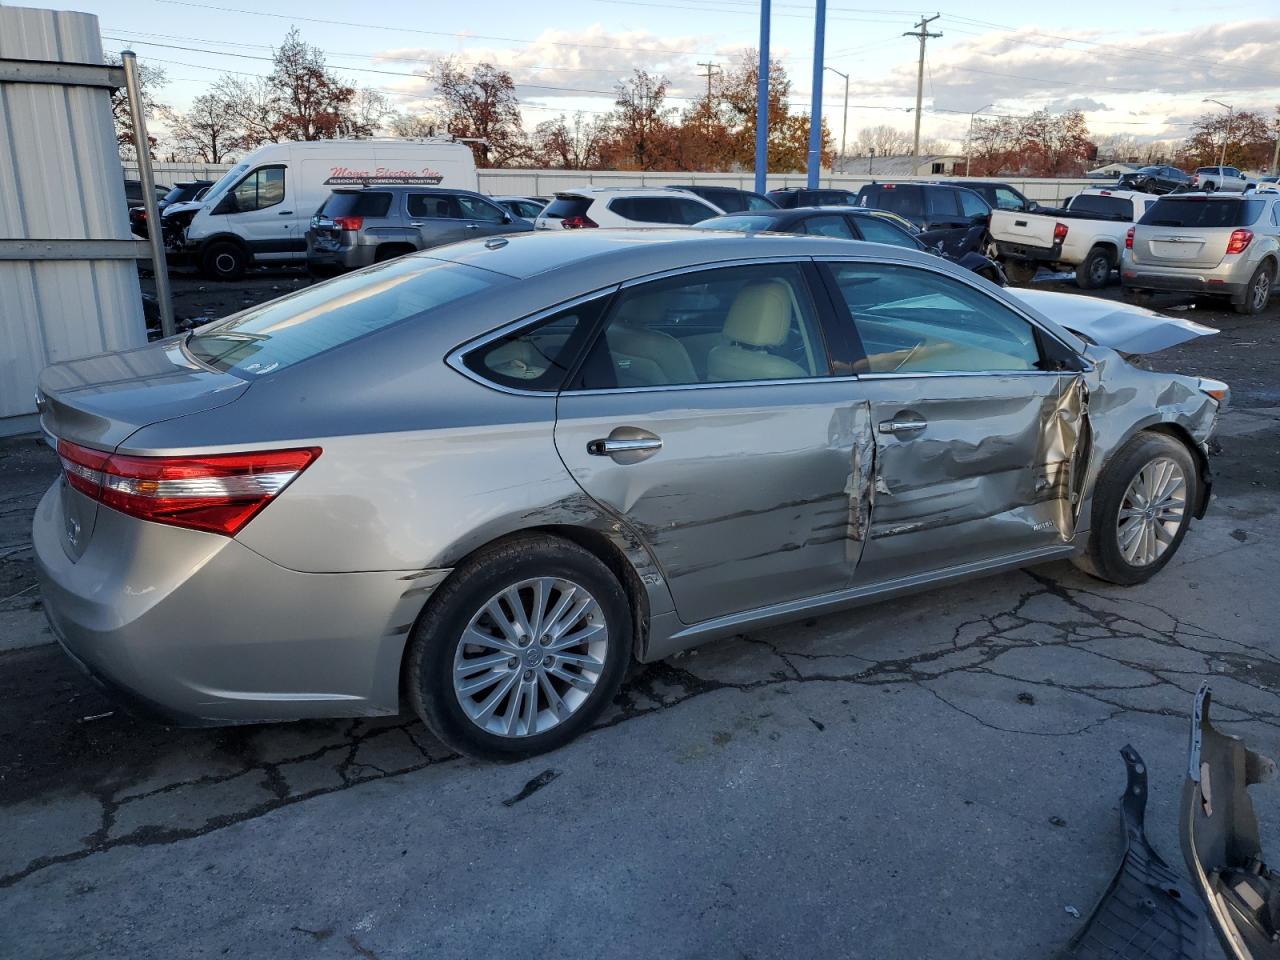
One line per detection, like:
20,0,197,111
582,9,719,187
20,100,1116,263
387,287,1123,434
820,260,1088,584
554,261,876,625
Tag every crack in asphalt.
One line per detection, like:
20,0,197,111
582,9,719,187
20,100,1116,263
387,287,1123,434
3,564,1279,889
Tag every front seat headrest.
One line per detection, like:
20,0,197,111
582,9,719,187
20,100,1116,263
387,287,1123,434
722,281,792,347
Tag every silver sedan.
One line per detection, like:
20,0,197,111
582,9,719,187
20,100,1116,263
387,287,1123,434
34,230,1227,759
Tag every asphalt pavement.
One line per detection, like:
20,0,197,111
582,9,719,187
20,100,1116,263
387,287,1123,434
3,273,1279,959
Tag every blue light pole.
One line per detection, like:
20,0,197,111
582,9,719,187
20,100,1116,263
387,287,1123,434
753,0,770,194
806,0,826,188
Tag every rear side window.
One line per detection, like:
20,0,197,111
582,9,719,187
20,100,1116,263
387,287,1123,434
187,259,501,377
320,191,393,218
704,189,745,213
541,196,593,220
1068,194,1133,219
926,189,961,217
957,190,989,219
464,298,607,392
815,191,854,206
801,215,855,239
611,196,711,224
407,193,462,218
1140,198,1263,228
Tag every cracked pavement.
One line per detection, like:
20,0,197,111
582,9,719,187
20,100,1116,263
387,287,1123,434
3,292,1280,958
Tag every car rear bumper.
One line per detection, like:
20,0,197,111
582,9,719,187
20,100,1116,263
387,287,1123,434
995,239,1065,263
33,483,448,726
1121,266,1250,301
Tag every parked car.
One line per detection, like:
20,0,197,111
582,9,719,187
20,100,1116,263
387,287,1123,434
1122,193,1279,314
665,184,778,212
1191,166,1249,193
123,178,170,211
493,196,547,220
766,187,858,208
990,188,1159,288
1251,176,1279,194
934,179,1037,212
130,180,213,238
307,186,533,273
158,188,212,248
854,181,993,250
1116,165,1191,195
35,230,1226,759
533,188,722,229
179,138,480,280
698,206,1005,283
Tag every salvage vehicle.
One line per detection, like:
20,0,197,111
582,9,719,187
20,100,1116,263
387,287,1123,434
1192,166,1250,193
854,181,993,252
34,231,1226,760
1123,193,1279,315
129,180,213,239
990,188,1159,288
1116,165,1191,195
698,205,1006,283
307,186,533,273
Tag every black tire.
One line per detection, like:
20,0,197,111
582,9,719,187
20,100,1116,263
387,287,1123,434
1233,263,1274,315
406,534,633,761
201,241,247,281
1074,432,1199,586
1004,260,1038,284
1203,182,1217,193
1076,246,1113,290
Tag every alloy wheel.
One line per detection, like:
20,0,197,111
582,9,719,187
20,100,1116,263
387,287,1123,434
1089,254,1110,286
452,577,609,738
1116,457,1187,567
1253,271,1271,312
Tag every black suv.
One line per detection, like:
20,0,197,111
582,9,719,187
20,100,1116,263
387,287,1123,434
933,179,1036,212
666,185,777,213
854,182,992,248
766,187,858,209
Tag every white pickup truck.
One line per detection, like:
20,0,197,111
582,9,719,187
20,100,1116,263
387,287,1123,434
990,188,1159,288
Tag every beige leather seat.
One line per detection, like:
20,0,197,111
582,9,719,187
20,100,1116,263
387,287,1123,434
605,292,698,386
707,281,807,382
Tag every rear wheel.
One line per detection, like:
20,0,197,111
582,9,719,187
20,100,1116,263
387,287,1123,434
406,534,632,761
1074,432,1198,586
1003,260,1038,284
1203,182,1217,193
201,241,247,281
1234,263,1274,315
1076,246,1114,290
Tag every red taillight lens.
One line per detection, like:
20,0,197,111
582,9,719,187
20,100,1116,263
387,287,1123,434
560,215,598,229
57,440,320,537
333,215,364,231
1226,229,1253,255
1125,226,1134,249
1053,222,1069,242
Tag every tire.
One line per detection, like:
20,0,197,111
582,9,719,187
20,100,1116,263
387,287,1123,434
1073,432,1199,586
1233,263,1274,315
1003,260,1038,284
1076,246,1113,290
406,534,633,761
1204,182,1217,193
201,241,247,281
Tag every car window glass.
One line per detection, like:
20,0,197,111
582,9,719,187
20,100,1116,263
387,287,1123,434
994,187,1024,210
231,167,284,212
514,201,543,218
702,215,777,232
575,263,829,389
745,193,776,211
826,263,1042,374
852,216,919,249
926,189,961,217
1068,194,1131,219
671,198,715,224
320,191,392,217
458,195,505,222
407,194,461,219
465,298,606,392
957,190,989,218
610,197,664,222
802,215,855,239
861,186,920,217
1273,203,1280,227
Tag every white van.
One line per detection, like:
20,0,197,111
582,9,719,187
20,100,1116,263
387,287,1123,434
182,138,479,280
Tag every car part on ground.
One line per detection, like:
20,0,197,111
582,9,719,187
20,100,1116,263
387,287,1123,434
32,231,1227,759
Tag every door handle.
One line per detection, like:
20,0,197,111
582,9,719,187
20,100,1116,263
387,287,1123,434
409,221,425,226
878,419,927,435
278,210,293,215
464,224,482,230
587,437,662,456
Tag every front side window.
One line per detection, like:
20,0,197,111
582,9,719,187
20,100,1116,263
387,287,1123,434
802,215,855,239
825,263,1042,374
230,166,285,213
958,190,989,219
576,263,829,389
926,189,961,217
458,195,506,222
464,298,606,392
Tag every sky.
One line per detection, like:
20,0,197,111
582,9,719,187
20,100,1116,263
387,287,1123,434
60,0,1280,150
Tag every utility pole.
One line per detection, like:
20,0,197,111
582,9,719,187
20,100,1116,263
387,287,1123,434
965,103,991,177
904,13,941,178
824,66,849,174
806,0,827,189
754,0,771,194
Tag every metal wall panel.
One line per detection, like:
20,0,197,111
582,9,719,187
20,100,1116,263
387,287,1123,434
0,6,145,434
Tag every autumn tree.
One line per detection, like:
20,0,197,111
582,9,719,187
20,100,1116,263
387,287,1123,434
967,110,1092,177
161,94,237,163
1179,110,1274,170
107,55,167,159
435,60,526,166
532,112,609,169
712,51,833,173
269,28,364,140
601,70,677,170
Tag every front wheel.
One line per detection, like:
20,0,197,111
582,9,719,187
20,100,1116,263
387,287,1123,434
1234,263,1274,315
1074,432,1198,586
201,241,247,281
406,534,632,761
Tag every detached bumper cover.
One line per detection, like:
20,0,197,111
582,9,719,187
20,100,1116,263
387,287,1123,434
996,238,1065,263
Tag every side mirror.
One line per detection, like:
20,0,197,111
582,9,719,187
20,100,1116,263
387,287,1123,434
502,213,513,224
1027,201,1040,212
212,193,238,216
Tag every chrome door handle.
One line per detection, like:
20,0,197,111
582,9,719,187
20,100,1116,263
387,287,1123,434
409,221,425,226
464,224,482,230
587,437,662,456
878,419,927,435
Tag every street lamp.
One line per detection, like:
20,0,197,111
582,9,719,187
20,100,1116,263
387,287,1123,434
824,66,849,174
1203,98,1234,168
965,103,992,177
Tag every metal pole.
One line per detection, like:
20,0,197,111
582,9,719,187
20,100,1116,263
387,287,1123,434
753,0,771,194
122,50,174,339
806,0,826,189
824,67,848,174
1219,108,1233,168
965,103,991,178
1271,134,1279,176
905,14,941,178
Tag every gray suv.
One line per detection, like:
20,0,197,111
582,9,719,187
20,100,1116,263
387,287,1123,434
307,186,533,272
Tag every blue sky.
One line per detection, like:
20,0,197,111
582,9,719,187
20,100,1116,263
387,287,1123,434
67,0,1280,148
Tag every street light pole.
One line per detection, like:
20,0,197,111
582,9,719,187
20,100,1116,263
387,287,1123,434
754,0,771,194
1203,98,1234,168
965,103,991,178
806,0,827,189
824,66,849,174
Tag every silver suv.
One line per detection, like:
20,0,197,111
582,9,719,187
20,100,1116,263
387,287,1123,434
307,186,533,272
1122,193,1280,314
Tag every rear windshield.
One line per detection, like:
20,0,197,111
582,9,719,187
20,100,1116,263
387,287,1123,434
186,258,500,377
542,197,592,220
319,191,393,218
857,185,921,216
701,215,780,232
1139,197,1264,228
1068,194,1133,219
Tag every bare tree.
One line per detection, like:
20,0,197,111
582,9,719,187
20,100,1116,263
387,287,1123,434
602,70,676,171
852,125,912,158
532,112,609,169
213,74,281,151
339,88,393,138
435,59,526,166
389,110,444,138
107,54,167,159
162,94,237,163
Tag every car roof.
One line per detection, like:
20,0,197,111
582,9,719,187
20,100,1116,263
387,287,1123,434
556,187,701,197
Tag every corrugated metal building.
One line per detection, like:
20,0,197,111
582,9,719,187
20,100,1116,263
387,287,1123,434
1,5,146,436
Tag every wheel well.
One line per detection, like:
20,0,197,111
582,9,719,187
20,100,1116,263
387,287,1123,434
375,242,416,262
1141,423,1211,517
1088,242,1118,260
201,234,249,254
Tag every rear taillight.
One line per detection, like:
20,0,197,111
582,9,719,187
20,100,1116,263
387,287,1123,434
1053,222,1069,242
560,215,598,229
57,440,320,537
333,215,364,231
1125,227,1134,249
1226,229,1253,255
